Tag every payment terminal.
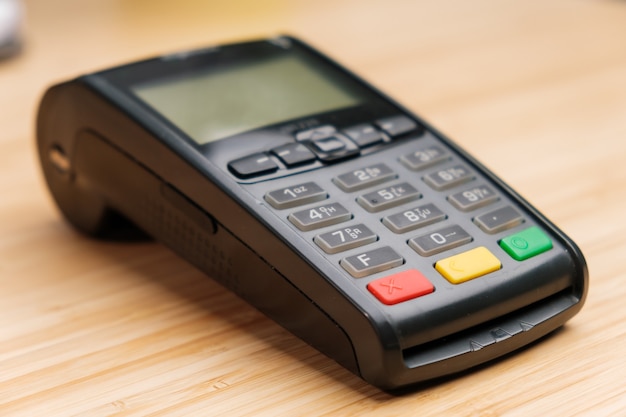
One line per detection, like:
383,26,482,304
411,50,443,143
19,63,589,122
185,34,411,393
36,36,587,390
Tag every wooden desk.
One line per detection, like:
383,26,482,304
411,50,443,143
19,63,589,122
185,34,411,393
1,0,625,415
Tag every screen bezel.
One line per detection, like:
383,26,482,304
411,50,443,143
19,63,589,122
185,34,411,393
94,37,400,155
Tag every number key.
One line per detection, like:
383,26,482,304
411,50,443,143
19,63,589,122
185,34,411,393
288,202,352,231
265,182,327,209
400,146,448,171
423,165,474,190
408,225,472,256
314,224,377,254
448,185,498,212
357,182,421,212
333,163,396,192
382,203,446,234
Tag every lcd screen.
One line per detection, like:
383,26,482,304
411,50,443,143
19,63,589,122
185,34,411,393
133,54,362,145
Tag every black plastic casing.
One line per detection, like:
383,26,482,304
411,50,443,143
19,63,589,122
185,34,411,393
36,36,588,391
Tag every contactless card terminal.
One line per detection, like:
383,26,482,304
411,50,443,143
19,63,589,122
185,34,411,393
36,36,587,390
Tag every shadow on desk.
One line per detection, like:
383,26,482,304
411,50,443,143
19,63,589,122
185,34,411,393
54,228,388,398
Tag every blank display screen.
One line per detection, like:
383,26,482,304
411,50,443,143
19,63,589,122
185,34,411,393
132,54,362,145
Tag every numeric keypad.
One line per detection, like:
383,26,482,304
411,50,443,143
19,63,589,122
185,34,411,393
260,131,537,307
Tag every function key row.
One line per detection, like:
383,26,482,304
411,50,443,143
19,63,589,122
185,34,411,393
345,229,552,306
229,115,420,179
363,242,520,305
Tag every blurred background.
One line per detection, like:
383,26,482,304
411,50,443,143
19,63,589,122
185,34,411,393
3,0,626,194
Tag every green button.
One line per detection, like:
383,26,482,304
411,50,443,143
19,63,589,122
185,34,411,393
499,226,553,261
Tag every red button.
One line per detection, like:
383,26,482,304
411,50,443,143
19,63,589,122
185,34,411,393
367,269,434,305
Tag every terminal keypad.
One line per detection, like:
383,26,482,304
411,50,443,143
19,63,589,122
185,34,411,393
261,117,554,306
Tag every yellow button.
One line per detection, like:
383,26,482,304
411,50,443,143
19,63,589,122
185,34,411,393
435,247,501,284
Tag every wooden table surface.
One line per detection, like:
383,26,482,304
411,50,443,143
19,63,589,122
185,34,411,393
2,0,625,415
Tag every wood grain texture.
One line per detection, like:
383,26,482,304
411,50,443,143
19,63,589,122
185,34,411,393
1,0,625,415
